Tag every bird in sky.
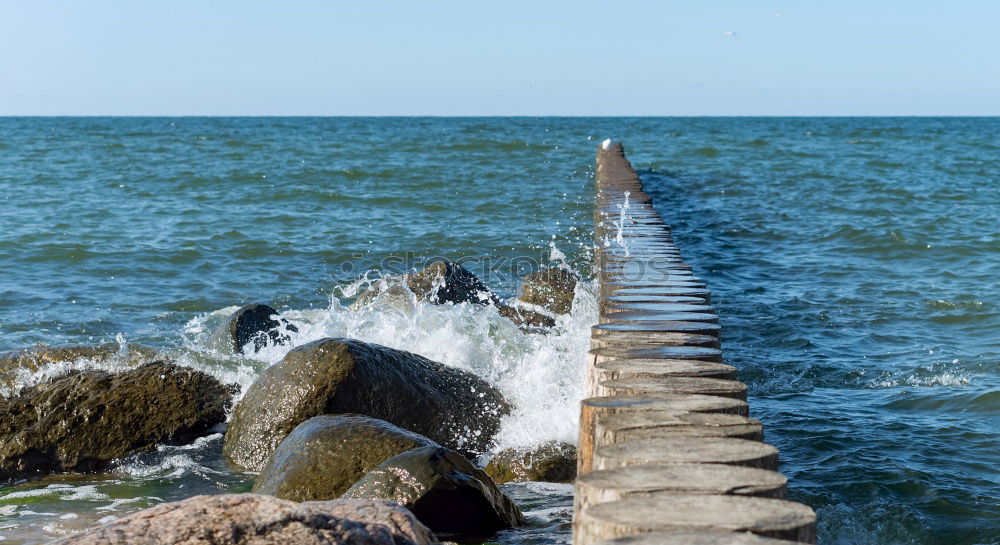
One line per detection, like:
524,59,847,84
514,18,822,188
723,31,737,38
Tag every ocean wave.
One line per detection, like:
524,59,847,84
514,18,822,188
180,273,597,452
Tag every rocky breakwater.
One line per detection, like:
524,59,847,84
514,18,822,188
573,142,817,545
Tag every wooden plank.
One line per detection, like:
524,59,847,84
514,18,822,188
593,438,779,471
576,495,816,544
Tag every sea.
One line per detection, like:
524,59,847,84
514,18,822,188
0,117,997,545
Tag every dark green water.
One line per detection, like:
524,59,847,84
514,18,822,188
0,117,997,544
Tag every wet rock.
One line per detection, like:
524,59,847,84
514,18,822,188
224,338,509,471
0,343,163,394
344,446,524,538
0,362,233,483
253,415,437,501
496,304,556,328
405,261,501,305
485,441,577,484
518,268,579,315
351,282,418,313
349,264,556,329
225,303,298,354
50,493,439,545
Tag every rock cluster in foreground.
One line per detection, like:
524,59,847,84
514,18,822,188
5,259,583,542
223,337,510,472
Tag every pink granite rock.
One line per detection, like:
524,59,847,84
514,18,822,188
51,494,439,545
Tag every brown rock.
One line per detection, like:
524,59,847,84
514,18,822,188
344,446,524,538
496,304,556,328
223,338,509,471
485,441,576,484
253,415,437,501
0,362,233,483
518,268,579,315
0,343,163,393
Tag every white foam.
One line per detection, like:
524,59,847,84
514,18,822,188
869,371,971,388
184,276,597,452
0,485,108,503
1,334,144,397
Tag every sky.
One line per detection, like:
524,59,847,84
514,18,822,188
1,1,998,116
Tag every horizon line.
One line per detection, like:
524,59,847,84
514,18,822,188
2,114,999,118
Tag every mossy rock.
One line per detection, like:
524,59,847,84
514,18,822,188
223,338,509,472
485,441,577,484
518,268,579,315
252,414,437,501
344,445,525,538
0,362,233,483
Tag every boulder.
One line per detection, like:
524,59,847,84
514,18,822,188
253,415,437,501
49,494,439,545
224,338,509,471
225,303,298,354
0,362,233,483
405,261,500,305
350,282,418,313
0,343,163,393
496,304,556,328
484,441,577,484
518,268,578,315
344,446,524,538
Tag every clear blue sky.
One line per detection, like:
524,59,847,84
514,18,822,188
2,1,998,115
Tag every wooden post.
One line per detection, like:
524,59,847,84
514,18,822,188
574,142,815,544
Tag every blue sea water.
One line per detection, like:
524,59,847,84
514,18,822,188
0,117,997,544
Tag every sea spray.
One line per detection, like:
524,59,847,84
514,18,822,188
179,273,598,452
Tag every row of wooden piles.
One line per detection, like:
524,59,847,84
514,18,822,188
573,143,817,545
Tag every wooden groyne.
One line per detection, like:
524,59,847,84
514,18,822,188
573,142,816,545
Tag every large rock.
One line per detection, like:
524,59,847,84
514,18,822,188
518,268,578,315
496,304,556,328
50,494,439,545
0,362,233,483
253,415,437,501
485,441,577,484
0,343,163,393
344,446,524,538
225,303,298,354
224,338,509,471
405,261,501,305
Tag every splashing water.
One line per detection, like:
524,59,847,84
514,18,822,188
179,273,598,451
